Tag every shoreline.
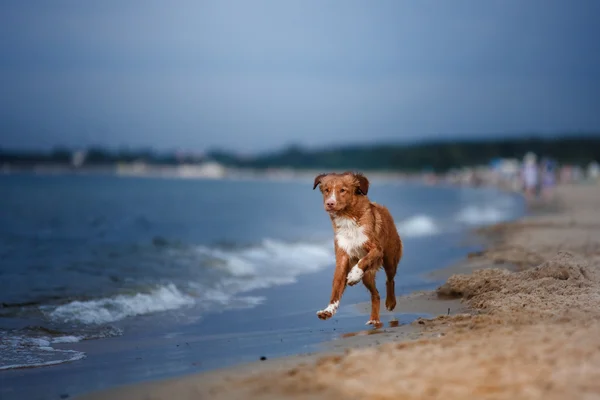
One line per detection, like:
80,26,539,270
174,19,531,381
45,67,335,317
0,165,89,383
78,182,600,400
77,292,469,400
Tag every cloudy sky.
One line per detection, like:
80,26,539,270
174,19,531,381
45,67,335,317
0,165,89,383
1,1,599,153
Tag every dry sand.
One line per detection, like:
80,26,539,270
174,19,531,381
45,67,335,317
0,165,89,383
79,183,600,400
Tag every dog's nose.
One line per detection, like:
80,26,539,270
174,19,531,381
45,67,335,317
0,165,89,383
326,200,336,208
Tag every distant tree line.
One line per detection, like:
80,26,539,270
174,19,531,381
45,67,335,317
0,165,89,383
1,135,599,172
210,136,600,172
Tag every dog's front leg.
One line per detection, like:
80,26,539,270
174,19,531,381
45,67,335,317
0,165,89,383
347,242,383,286
317,252,350,320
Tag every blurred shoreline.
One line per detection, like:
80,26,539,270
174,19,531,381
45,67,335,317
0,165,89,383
3,160,597,198
3,136,599,191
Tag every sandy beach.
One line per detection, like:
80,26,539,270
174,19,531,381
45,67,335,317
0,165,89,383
78,182,600,400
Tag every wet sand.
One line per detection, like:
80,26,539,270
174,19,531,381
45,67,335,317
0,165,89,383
79,183,600,400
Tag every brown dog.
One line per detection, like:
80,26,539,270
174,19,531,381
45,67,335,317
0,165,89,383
313,171,403,326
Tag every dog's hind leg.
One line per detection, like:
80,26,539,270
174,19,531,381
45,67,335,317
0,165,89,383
383,254,398,312
362,270,382,326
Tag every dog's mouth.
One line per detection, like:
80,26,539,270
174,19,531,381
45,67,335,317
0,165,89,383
325,205,340,213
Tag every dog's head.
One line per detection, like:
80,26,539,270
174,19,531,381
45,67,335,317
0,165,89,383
312,172,370,214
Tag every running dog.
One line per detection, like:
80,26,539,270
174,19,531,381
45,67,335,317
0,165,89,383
313,171,403,326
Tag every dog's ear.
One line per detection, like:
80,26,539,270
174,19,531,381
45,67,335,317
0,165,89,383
313,173,327,190
354,173,369,195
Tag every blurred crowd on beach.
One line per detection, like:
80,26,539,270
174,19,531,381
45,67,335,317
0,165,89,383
518,152,599,202
426,153,600,202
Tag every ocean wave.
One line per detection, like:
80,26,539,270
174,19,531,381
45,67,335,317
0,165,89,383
196,239,334,279
38,239,334,326
396,215,441,238
47,284,195,325
0,333,86,371
455,205,510,225
51,335,82,344
0,324,121,369
188,239,334,304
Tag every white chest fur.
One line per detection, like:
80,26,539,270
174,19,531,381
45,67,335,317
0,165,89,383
334,217,368,259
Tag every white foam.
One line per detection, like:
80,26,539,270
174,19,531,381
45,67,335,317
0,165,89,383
52,336,82,344
0,352,86,371
42,239,334,326
178,238,336,313
47,283,195,325
455,205,509,225
0,334,86,371
396,215,440,238
196,239,334,287
29,338,51,347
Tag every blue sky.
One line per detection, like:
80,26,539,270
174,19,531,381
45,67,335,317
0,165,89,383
1,0,599,153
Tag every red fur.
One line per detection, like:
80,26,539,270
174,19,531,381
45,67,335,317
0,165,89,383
313,172,403,326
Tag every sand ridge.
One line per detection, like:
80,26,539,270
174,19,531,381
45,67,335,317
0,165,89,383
437,251,600,321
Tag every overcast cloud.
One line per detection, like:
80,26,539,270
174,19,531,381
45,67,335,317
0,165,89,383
1,0,599,153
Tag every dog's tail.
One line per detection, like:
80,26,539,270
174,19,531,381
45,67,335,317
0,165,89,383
392,229,403,269
378,202,404,267
397,235,404,265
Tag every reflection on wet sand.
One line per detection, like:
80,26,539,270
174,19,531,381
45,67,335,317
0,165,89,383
341,319,402,338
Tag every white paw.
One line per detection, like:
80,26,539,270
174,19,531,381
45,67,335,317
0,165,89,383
323,301,339,314
347,266,364,285
366,320,382,326
317,301,339,319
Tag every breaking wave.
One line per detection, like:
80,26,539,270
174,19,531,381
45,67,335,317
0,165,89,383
0,333,87,371
455,205,510,226
0,325,120,371
47,283,195,325
43,239,335,326
195,238,333,280
185,239,335,307
396,215,441,238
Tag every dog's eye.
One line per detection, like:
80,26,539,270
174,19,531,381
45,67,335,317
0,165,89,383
324,189,329,193
340,188,346,193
